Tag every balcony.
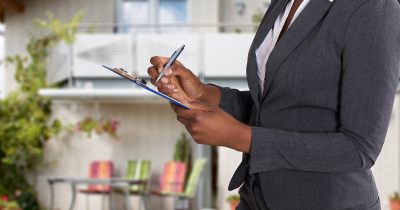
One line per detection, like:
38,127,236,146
40,23,256,103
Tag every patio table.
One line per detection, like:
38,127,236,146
39,177,149,210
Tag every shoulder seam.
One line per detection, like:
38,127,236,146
341,0,377,50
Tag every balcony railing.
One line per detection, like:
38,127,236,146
42,23,256,100
48,23,256,84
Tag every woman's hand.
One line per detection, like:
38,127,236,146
147,56,221,106
171,102,252,153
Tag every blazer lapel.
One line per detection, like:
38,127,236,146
260,0,334,102
247,0,290,106
251,0,291,51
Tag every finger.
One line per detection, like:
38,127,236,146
161,83,174,90
158,85,176,95
147,66,159,80
160,77,172,85
150,56,169,72
187,101,215,112
171,104,196,119
150,72,174,88
177,116,190,126
167,64,194,79
150,78,163,89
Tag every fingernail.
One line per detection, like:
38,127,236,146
161,78,168,83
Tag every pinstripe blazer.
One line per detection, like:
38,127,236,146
217,0,400,209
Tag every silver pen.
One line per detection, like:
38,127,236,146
155,44,185,83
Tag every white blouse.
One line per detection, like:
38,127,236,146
256,0,310,93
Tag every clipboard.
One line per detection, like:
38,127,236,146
102,65,190,110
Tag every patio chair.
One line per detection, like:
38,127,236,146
79,160,114,210
117,160,152,210
153,159,207,210
159,161,187,194
125,160,152,193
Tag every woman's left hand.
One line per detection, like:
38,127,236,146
172,102,252,153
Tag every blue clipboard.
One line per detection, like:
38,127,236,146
102,65,190,110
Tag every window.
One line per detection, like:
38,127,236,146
117,0,187,33
159,0,187,24
122,0,150,25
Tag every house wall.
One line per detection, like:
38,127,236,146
4,0,115,94
189,0,219,24
35,102,192,210
4,0,400,210
219,0,267,23
5,0,219,209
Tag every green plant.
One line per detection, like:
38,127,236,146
0,199,21,210
173,133,192,181
0,11,83,210
226,194,240,202
75,117,120,140
391,192,400,201
35,11,83,45
173,133,192,166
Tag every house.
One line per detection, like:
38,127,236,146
1,0,399,210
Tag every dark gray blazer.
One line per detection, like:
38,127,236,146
217,0,400,209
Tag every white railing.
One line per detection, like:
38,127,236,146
48,30,256,85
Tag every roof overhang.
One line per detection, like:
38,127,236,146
39,88,172,104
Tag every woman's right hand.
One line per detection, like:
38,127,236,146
147,56,221,106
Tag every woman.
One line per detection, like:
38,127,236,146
148,0,400,209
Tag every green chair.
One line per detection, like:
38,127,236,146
125,160,152,193
118,160,152,210
154,159,207,210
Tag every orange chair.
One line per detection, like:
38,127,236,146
152,159,206,210
158,161,187,194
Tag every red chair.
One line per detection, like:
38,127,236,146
79,161,114,210
80,161,114,193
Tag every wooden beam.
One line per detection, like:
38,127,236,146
0,0,24,13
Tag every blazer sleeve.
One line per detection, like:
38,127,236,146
249,0,400,174
212,85,254,124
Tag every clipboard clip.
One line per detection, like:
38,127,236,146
103,65,147,86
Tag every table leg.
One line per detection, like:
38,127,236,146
141,195,150,210
124,186,130,210
101,194,105,210
110,188,115,210
48,180,55,210
69,183,77,210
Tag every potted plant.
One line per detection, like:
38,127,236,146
390,192,400,210
75,117,120,140
0,196,21,210
226,194,240,210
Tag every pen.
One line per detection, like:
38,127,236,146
156,44,185,83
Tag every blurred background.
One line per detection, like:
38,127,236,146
0,0,399,210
